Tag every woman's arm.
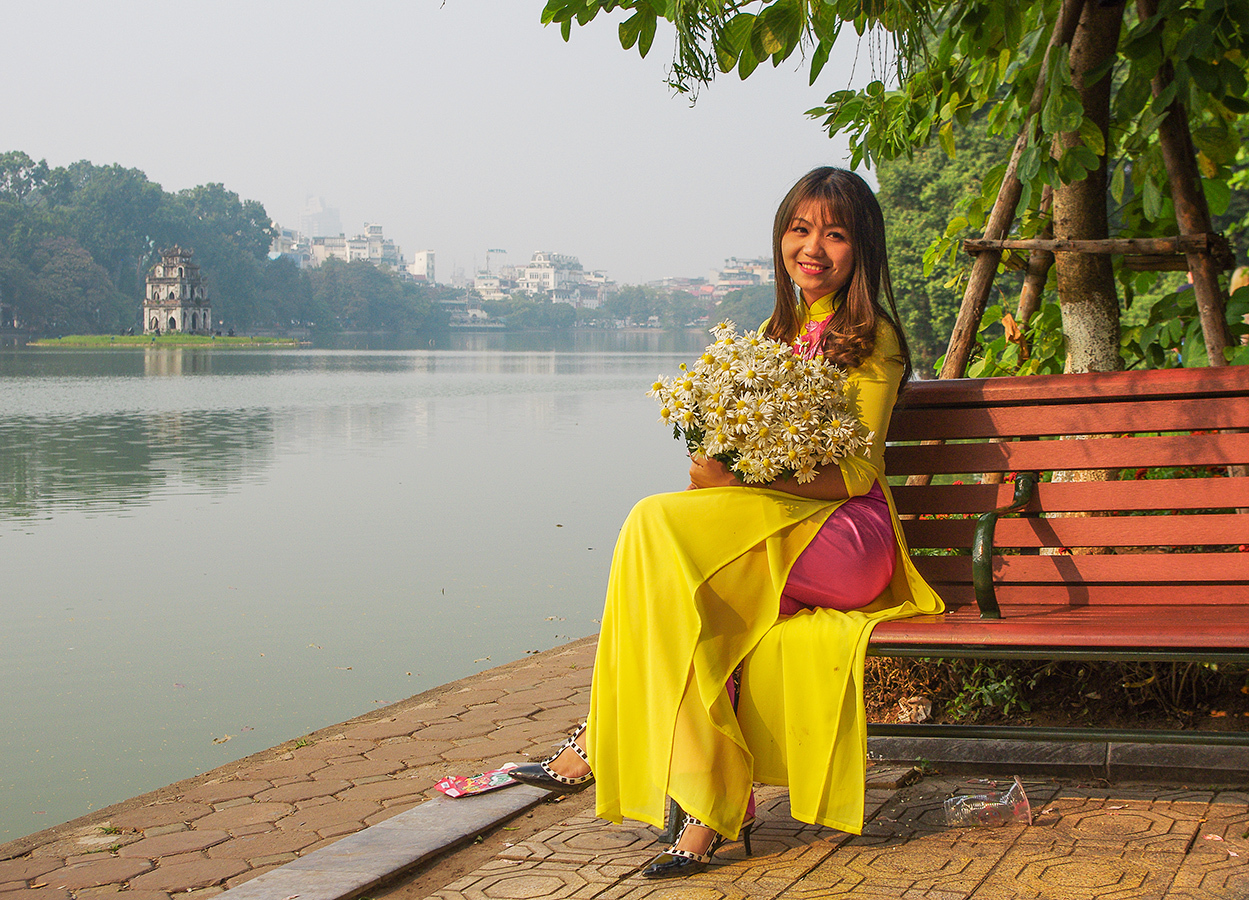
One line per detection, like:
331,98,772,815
688,455,849,500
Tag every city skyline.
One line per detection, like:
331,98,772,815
2,1,879,285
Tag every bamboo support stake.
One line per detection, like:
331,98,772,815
1136,0,1233,367
1016,185,1055,330
937,0,1087,381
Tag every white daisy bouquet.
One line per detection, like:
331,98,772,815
649,321,871,484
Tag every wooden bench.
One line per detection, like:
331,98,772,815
867,365,1249,745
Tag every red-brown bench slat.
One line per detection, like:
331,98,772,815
890,478,1249,514
871,604,1249,650
902,513,1249,549
887,396,1249,441
932,583,1249,607
913,552,1247,585
895,366,1249,408
886,432,1249,475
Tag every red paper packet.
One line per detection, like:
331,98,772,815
435,763,522,798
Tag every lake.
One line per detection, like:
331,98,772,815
0,330,708,841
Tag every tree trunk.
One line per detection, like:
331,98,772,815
1052,0,1126,375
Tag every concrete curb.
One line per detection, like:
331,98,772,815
868,735,1249,783
216,784,551,900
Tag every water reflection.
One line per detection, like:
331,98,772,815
0,410,275,517
0,339,698,841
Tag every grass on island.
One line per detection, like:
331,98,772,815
31,333,301,348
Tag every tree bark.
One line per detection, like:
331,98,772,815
1052,0,1126,375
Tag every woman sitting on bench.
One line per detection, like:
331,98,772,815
510,167,944,878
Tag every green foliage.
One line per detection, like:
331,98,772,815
876,113,1016,371
0,151,450,336
544,0,1249,370
598,284,714,326
480,290,578,328
961,300,1066,378
945,661,1035,719
1123,283,1249,367
713,284,775,331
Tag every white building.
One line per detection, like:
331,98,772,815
407,250,435,283
310,223,403,269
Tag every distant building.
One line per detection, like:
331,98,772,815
144,247,212,334
309,223,403,269
300,196,342,239
407,250,435,283
714,257,773,297
474,250,611,309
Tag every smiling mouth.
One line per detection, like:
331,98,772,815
797,262,828,275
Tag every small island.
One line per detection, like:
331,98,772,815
31,333,299,348
31,247,300,348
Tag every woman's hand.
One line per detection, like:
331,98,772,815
688,455,744,490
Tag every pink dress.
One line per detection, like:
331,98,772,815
780,312,898,615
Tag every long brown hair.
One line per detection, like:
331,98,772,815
764,167,913,386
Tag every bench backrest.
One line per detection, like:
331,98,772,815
884,367,1249,612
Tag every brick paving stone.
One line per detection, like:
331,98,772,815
255,779,351,804
142,824,188,838
0,890,72,899
127,859,249,892
290,739,376,760
333,780,426,804
44,858,154,890
204,830,318,861
79,892,171,900
974,842,1182,900
107,803,212,832
1168,847,1249,900
193,803,294,833
409,720,493,742
310,759,403,781
233,758,324,781
340,718,422,742
439,743,516,764
117,830,229,858
366,741,453,767
294,795,337,811
179,782,273,805
274,801,380,834
426,858,611,900
0,859,62,883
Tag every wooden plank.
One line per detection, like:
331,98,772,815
886,432,1249,474
890,478,1249,514
886,396,1249,441
896,366,1249,409
961,233,1227,256
870,604,1249,649
930,583,1249,607
912,552,1248,585
902,513,1249,549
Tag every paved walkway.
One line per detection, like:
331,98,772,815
3,635,1248,899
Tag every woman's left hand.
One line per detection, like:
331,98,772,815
688,455,744,490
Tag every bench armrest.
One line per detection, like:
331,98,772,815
972,472,1038,620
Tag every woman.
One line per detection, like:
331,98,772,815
510,167,943,879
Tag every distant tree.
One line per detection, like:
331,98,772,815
713,284,775,331
0,151,50,202
23,237,126,333
876,115,1017,373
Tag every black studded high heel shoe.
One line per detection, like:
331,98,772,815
642,812,754,879
507,723,594,794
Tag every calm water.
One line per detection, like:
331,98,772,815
0,331,707,840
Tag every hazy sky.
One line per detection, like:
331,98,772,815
3,1,879,285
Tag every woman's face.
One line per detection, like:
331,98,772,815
781,200,855,305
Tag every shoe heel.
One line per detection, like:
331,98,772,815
742,821,753,857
